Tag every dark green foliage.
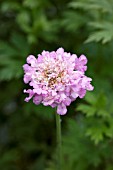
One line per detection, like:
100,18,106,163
0,0,113,169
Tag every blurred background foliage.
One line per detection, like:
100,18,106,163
0,0,113,169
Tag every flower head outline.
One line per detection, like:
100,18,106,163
23,48,94,115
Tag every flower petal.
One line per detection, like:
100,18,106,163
33,95,42,105
57,104,67,115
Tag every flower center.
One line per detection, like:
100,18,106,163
34,58,67,89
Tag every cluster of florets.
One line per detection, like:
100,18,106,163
23,48,94,115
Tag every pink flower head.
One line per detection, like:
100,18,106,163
23,48,94,115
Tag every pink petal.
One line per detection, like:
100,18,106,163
23,74,31,84
79,55,87,65
57,104,67,115
33,95,42,105
56,47,64,54
33,88,42,95
27,55,36,66
24,89,34,102
78,89,86,98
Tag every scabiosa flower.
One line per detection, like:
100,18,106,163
23,48,94,115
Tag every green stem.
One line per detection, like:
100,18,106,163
56,112,62,170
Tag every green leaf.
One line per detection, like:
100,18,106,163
23,0,40,9
10,32,30,56
95,93,107,109
97,110,110,118
85,30,113,44
0,41,17,57
89,0,113,14
1,1,21,12
84,92,96,105
77,104,96,117
16,11,31,33
0,61,23,81
62,11,86,32
69,0,113,14
86,126,104,144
